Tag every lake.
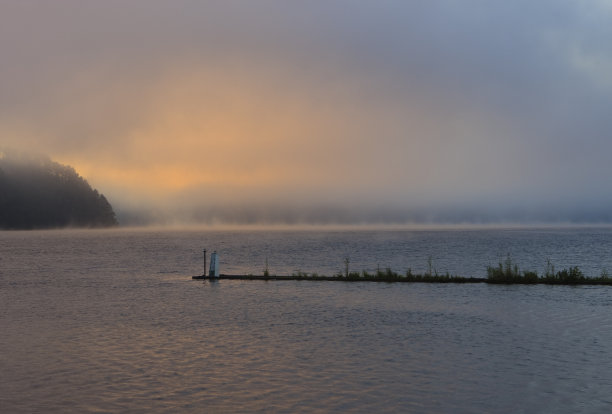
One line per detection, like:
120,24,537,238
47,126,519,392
1,227,612,413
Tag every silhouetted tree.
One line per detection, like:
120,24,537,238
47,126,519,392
0,150,118,229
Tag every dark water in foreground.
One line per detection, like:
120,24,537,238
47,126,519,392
1,227,612,413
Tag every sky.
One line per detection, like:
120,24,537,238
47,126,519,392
2,0,612,225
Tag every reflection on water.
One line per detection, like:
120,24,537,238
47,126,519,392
1,229,612,413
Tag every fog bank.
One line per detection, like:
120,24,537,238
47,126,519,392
2,1,612,225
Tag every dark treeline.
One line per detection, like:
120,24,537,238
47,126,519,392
0,150,118,229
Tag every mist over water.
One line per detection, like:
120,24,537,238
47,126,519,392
2,227,612,413
3,1,612,226
114,203,612,228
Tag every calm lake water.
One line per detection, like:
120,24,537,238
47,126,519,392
1,227,612,413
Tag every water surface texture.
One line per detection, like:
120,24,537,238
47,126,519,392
1,228,612,413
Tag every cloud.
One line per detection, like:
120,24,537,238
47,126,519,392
2,1,612,224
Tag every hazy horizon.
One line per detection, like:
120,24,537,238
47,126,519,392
3,1,612,226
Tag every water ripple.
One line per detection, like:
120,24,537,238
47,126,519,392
2,229,612,412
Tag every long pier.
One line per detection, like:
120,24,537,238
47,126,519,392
192,274,361,281
192,274,487,283
192,251,612,284
191,274,612,285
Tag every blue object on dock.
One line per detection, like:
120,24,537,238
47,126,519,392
209,251,219,277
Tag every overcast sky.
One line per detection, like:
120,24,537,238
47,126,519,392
2,1,612,224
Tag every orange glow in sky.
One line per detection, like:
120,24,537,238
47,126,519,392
3,1,612,223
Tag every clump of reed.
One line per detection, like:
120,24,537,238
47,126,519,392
486,256,612,285
286,256,612,285
330,257,475,283
486,254,538,284
263,257,270,277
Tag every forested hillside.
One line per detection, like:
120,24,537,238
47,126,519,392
0,151,118,229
